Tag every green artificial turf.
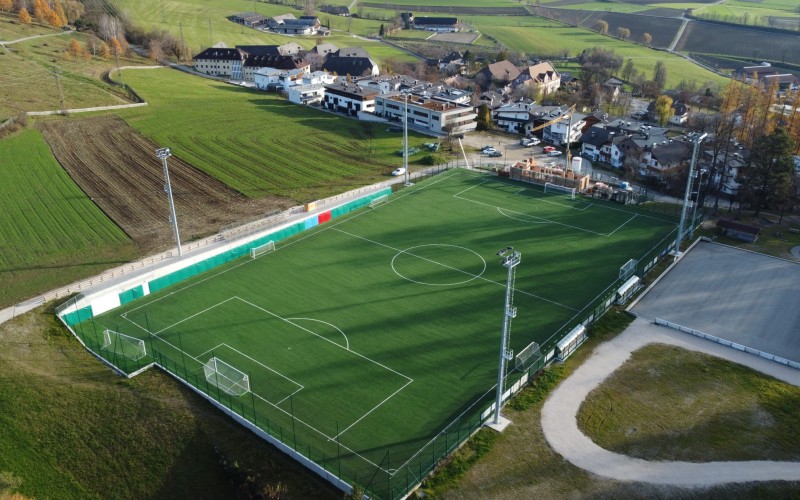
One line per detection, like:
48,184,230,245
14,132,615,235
73,169,677,498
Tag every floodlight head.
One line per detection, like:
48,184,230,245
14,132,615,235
696,133,708,144
496,246,513,256
155,147,172,159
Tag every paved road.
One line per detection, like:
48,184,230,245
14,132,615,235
541,317,800,486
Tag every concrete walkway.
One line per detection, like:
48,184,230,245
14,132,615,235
541,318,800,486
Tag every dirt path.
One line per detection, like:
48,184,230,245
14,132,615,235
541,317,800,486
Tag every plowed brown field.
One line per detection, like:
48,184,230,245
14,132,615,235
39,116,294,253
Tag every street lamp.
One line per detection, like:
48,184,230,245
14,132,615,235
489,246,521,430
673,133,707,257
155,147,183,257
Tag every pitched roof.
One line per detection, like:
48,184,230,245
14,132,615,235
236,44,301,56
650,141,691,165
322,56,377,77
580,126,613,147
479,60,520,82
193,47,244,61
413,17,458,25
517,61,559,85
244,54,306,70
336,47,370,58
309,43,338,55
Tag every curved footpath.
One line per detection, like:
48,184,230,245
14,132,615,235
541,317,800,486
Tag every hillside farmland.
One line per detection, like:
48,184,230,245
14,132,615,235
38,115,294,254
675,21,800,66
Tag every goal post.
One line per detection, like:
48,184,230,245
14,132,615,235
544,182,576,199
369,194,388,208
250,240,275,259
100,329,146,361
515,341,542,372
619,258,638,280
204,357,250,396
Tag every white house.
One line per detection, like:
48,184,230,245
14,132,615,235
373,93,477,135
287,85,325,105
493,101,535,134
543,112,586,145
323,82,379,116
254,67,308,90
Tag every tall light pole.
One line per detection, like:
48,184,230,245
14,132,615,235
156,148,183,257
674,133,707,257
491,246,521,429
402,92,413,187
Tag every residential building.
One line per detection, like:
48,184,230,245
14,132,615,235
323,83,379,116
335,47,371,58
543,111,586,145
287,84,325,105
236,43,302,57
647,100,690,125
192,47,245,77
273,17,321,35
322,56,379,79
304,43,338,70
267,14,296,29
374,93,477,134
640,141,691,178
601,78,623,102
242,54,308,82
493,101,536,134
512,61,561,95
412,17,458,32
475,60,520,88
253,67,309,90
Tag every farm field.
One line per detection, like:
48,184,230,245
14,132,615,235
0,129,137,307
0,29,143,119
114,68,419,201
536,7,683,48
72,169,678,498
676,21,800,66
0,13,60,41
362,0,526,9
466,19,728,88
38,115,295,254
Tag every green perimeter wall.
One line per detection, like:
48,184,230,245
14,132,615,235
59,188,392,326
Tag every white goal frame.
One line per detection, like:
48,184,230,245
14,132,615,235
101,329,146,361
204,357,250,396
544,182,576,199
250,240,275,259
619,258,638,279
514,340,542,372
369,194,388,208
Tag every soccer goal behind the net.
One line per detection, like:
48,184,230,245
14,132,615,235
101,329,147,361
515,341,542,372
544,182,576,199
369,194,388,208
250,240,275,259
204,357,250,396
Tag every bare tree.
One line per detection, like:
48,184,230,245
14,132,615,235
616,27,630,40
595,20,608,35
641,32,652,47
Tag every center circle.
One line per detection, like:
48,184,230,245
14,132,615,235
391,244,487,286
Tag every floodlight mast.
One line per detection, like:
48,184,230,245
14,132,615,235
402,91,413,187
493,247,521,426
156,147,183,257
673,133,707,258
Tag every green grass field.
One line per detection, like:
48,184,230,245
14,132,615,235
115,68,425,202
74,169,677,498
0,27,141,119
0,129,137,307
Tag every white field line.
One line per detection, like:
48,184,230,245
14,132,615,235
455,193,608,237
286,317,349,350
332,378,414,441
153,297,238,334
607,214,638,237
332,228,578,311
212,342,305,390
496,207,552,224
123,301,392,472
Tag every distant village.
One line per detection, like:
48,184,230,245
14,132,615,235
191,11,800,198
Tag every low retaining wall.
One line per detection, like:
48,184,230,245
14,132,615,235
654,318,800,370
56,187,392,326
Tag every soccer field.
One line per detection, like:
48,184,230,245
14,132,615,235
72,169,677,498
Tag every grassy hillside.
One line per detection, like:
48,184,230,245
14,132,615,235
0,129,137,307
107,0,415,64
0,17,145,119
0,305,338,499
115,68,421,201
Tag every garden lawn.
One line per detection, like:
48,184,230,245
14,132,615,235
0,129,137,307
115,68,417,201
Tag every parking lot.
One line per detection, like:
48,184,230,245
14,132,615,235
456,131,584,172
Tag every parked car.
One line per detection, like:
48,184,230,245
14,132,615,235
481,145,496,153
547,150,563,157
391,167,406,176
486,151,502,157
520,137,540,147
543,146,556,153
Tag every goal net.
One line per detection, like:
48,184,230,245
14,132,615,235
204,357,250,396
100,329,146,361
544,182,576,199
369,194,388,208
250,240,275,259
619,258,638,280
515,341,542,372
